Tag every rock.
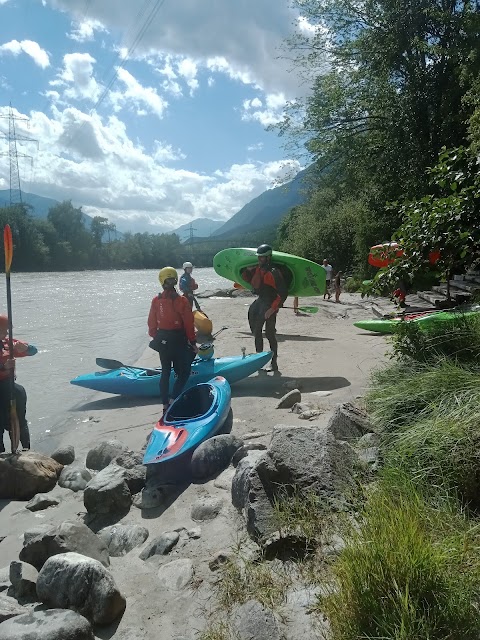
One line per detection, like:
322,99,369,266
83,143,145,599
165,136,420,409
187,528,201,539
326,402,371,440
98,524,149,557
23,524,52,545
357,446,380,468
191,434,243,480
139,531,179,560
276,389,301,409
85,440,129,471
231,599,281,640
134,482,169,510
0,593,26,622
213,467,236,490
19,520,110,570
36,552,126,625
291,402,315,415
123,465,146,494
112,450,143,469
157,559,194,592
233,427,356,541
191,496,223,521
83,465,132,515
208,550,232,571
243,431,269,440
0,568,10,593
0,452,63,500
358,432,380,448
50,445,75,466
0,609,94,639
58,466,92,492
26,493,60,512
232,451,275,540
9,561,38,599
231,443,267,467
299,410,324,420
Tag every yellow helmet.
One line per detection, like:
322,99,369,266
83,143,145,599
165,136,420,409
158,266,178,286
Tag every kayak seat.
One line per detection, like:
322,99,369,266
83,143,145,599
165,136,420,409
168,386,214,420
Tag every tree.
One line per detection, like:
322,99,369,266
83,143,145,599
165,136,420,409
373,145,480,299
91,216,110,248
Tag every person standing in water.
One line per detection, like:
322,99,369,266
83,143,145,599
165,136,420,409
148,267,198,414
241,244,287,372
179,261,199,309
0,314,37,452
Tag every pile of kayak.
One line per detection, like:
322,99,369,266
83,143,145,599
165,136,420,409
354,305,480,334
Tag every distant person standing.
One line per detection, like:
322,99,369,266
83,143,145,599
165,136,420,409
322,259,333,299
293,297,299,315
334,271,342,303
179,261,199,309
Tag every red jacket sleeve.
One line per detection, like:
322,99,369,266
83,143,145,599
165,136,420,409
147,297,158,338
178,297,196,343
263,271,282,311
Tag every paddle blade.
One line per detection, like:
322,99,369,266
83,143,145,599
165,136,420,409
96,357,124,370
298,306,319,314
9,402,20,453
4,225,13,274
233,282,244,289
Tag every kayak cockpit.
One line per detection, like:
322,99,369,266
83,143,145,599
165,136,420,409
166,384,215,421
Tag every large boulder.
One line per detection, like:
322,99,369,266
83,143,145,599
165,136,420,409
123,465,146,494
9,561,38,599
58,466,92,492
50,445,75,466
26,493,60,512
112,450,143,469
19,521,110,570
36,552,126,625
232,426,356,541
83,465,132,515
0,608,94,639
0,594,26,623
139,531,179,560
0,452,63,500
190,434,243,480
98,524,149,557
86,440,129,471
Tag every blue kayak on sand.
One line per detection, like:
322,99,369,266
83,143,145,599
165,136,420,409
70,351,272,397
143,376,232,465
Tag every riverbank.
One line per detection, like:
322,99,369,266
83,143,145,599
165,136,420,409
0,292,395,639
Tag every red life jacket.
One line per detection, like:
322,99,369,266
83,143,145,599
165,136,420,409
147,290,196,342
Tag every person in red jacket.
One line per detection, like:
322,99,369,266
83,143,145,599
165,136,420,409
0,314,37,452
148,267,198,413
241,244,286,372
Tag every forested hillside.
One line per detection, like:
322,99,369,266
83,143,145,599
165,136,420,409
276,0,480,277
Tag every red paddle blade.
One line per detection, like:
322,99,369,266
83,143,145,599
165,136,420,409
4,225,13,274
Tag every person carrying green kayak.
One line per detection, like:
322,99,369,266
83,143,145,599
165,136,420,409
148,267,198,413
241,244,287,372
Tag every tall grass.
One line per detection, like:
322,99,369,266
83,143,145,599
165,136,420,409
322,471,480,640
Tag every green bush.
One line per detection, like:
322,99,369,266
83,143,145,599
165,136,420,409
322,471,480,640
390,313,480,364
343,277,362,293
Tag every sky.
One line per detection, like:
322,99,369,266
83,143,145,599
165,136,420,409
0,0,312,233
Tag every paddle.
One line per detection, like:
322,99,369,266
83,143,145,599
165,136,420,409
3,225,20,453
233,282,318,314
96,327,230,372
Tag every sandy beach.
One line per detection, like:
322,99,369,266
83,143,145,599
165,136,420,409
0,291,394,639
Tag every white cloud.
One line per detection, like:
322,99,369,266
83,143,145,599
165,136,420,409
241,92,287,126
297,16,317,35
47,0,302,96
0,39,50,68
51,53,101,102
109,68,168,118
177,58,199,95
247,142,264,152
68,19,108,42
0,104,301,233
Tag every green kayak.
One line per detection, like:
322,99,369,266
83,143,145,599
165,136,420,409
354,306,480,334
213,248,326,297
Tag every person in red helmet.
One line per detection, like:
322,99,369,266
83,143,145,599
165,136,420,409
0,314,37,452
241,244,287,372
148,267,198,414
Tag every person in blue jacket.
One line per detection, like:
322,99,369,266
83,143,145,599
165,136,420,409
179,261,199,309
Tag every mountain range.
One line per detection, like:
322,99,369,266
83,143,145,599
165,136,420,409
172,218,224,242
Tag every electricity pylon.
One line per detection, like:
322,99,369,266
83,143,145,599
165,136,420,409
0,104,38,205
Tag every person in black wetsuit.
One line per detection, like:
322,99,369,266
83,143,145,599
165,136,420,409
241,244,286,372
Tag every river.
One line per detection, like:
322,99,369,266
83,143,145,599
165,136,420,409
2,268,228,451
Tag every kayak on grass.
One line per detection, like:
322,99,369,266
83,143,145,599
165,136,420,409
143,375,232,465
213,247,326,297
70,350,273,397
354,305,480,334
